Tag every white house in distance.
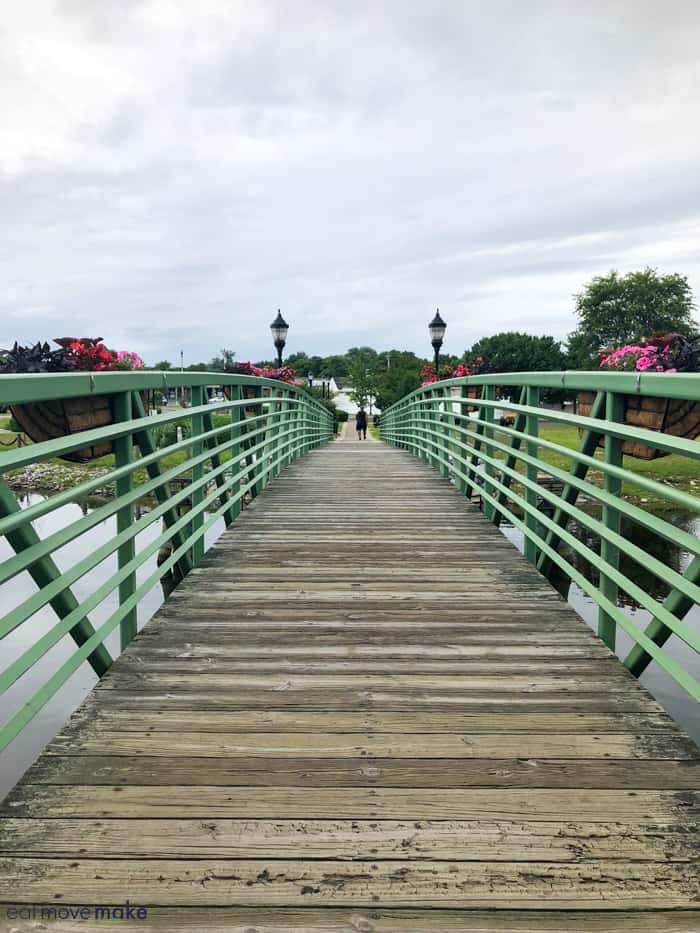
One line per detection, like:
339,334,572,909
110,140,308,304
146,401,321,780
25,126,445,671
304,377,379,415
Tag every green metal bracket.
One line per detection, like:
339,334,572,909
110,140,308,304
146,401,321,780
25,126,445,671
202,408,236,527
492,386,528,528
536,390,606,580
130,391,192,581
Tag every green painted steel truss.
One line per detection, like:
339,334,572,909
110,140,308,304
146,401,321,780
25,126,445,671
0,372,334,752
381,371,700,706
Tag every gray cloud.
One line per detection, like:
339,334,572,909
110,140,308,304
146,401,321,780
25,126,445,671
2,0,700,365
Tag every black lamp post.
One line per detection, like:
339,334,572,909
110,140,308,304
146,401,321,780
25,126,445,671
270,309,289,367
429,309,447,371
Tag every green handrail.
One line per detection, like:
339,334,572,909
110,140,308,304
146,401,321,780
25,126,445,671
0,371,334,752
380,371,700,705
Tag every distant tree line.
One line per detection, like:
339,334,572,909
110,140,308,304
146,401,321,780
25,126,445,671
146,268,697,407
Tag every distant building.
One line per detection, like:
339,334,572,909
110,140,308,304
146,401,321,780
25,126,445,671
305,376,379,414
333,377,379,414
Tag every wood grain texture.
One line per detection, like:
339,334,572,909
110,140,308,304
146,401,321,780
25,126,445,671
3,908,699,933
0,436,698,925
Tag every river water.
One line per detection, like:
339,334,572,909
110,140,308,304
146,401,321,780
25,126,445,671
0,493,698,800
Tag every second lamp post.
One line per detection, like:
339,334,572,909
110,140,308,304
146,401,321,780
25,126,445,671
429,309,447,371
270,310,289,367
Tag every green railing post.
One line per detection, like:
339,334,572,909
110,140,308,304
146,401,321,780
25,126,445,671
482,385,496,520
190,384,205,564
202,408,236,527
247,385,262,499
523,385,541,565
492,386,528,528
598,390,624,649
436,388,449,478
113,391,137,651
130,391,192,581
228,384,244,521
466,389,486,499
273,390,285,476
536,390,605,582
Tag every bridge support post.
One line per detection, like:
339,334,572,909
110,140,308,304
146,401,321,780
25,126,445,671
130,391,193,581
492,386,528,527
536,390,605,582
598,390,624,650
436,388,449,478
202,408,237,527
482,385,496,520
190,385,205,564
113,391,137,650
228,385,244,521
524,385,541,565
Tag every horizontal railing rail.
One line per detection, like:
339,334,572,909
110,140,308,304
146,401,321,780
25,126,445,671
0,371,334,752
380,371,700,705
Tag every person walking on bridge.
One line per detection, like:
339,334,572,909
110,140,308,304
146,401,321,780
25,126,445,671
355,407,368,440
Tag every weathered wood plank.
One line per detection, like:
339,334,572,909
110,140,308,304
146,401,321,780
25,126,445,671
1,857,696,908
1,907,695,933
5,786,698,821
94,673,643,692
28,755,700,789
1,818,695,862
60,709,680,734
46,731,697,760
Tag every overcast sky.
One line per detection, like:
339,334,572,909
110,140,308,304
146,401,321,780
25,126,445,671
2,1,700,365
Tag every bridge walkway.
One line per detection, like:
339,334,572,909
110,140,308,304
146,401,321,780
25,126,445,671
0,430,698,931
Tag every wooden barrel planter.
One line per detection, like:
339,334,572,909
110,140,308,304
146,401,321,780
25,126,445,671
11,391,151,463
11,396,115,462
222,384,261,417
578,390,700,460
447,384,482,412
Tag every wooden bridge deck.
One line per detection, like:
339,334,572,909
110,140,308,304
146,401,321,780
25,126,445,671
1,430,699,931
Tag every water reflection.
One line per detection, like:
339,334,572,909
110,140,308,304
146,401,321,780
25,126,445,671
545,506,696,607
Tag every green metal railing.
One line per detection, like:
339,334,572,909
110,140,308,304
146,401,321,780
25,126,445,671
381,371,700,704
0,372,334,751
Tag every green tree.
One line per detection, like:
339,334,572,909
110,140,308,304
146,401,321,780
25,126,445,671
209,348,237,371
466,332,566,373
317,354,349,378
151,360,172,370
568,268,697,368
375,350,426,409
347,348,379,408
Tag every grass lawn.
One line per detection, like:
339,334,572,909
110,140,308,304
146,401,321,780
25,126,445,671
505,422,698,503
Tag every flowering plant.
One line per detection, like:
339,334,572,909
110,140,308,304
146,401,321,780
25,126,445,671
224,361,297,384
599,333,698,373
0,337,144,373
420,356,485,386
